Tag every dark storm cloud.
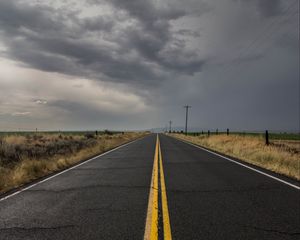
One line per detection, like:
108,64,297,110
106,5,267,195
236,0,283,18
0,1,63,33
105,0,209,73
257,0,282,17
231,53,264,64
175,29,201,38
107,0,184,22
80,16,115,32
0,0,298,132
4,31,163,82
0,0,208,86
0,1,160,84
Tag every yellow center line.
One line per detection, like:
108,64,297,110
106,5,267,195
144,135,159,240
144,135,172,240
158,137,172,240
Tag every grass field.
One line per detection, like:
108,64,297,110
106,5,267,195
0,131,148,194
187,132,300,140
170,133,300,180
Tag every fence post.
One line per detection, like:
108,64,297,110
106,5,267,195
208,130,210,137
216,129,218,135
227,128,229,135
201,130,203,135
265,130,269,145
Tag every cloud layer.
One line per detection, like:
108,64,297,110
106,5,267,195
0,0,298,131
0,0,208,86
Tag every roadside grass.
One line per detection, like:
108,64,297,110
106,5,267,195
170,133,300,180
187,132,300,141
0,132,148,194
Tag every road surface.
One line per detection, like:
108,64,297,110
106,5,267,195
0,134,299,239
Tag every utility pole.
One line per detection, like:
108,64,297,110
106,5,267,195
184,105,191,135
169,120,172,133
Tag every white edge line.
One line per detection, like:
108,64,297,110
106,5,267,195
0,137,144,202
170,136,300,190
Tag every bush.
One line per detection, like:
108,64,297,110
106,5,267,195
0,134,98,166
85,133,95,139
104,130,113,135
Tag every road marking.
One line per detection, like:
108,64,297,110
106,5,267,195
171,136,300,190
144,135,159,240
150,135,159,239
144,135,172,240
0,136,146,202
158,137,172,240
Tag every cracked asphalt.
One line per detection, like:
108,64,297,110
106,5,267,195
0,134,299,239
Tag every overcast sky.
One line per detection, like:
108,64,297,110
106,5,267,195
0,0,298,132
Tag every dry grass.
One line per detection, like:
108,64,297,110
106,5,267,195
0,132,148,193
170,133,300,180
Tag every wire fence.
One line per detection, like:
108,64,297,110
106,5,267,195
167,129,300,144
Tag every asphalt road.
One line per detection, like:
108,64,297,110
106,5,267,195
159,134,300,240
0,134,299,239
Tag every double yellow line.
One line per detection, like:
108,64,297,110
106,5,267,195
144,135,172,240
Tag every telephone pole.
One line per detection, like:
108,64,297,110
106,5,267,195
184,105,191,135
169,120,172,133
